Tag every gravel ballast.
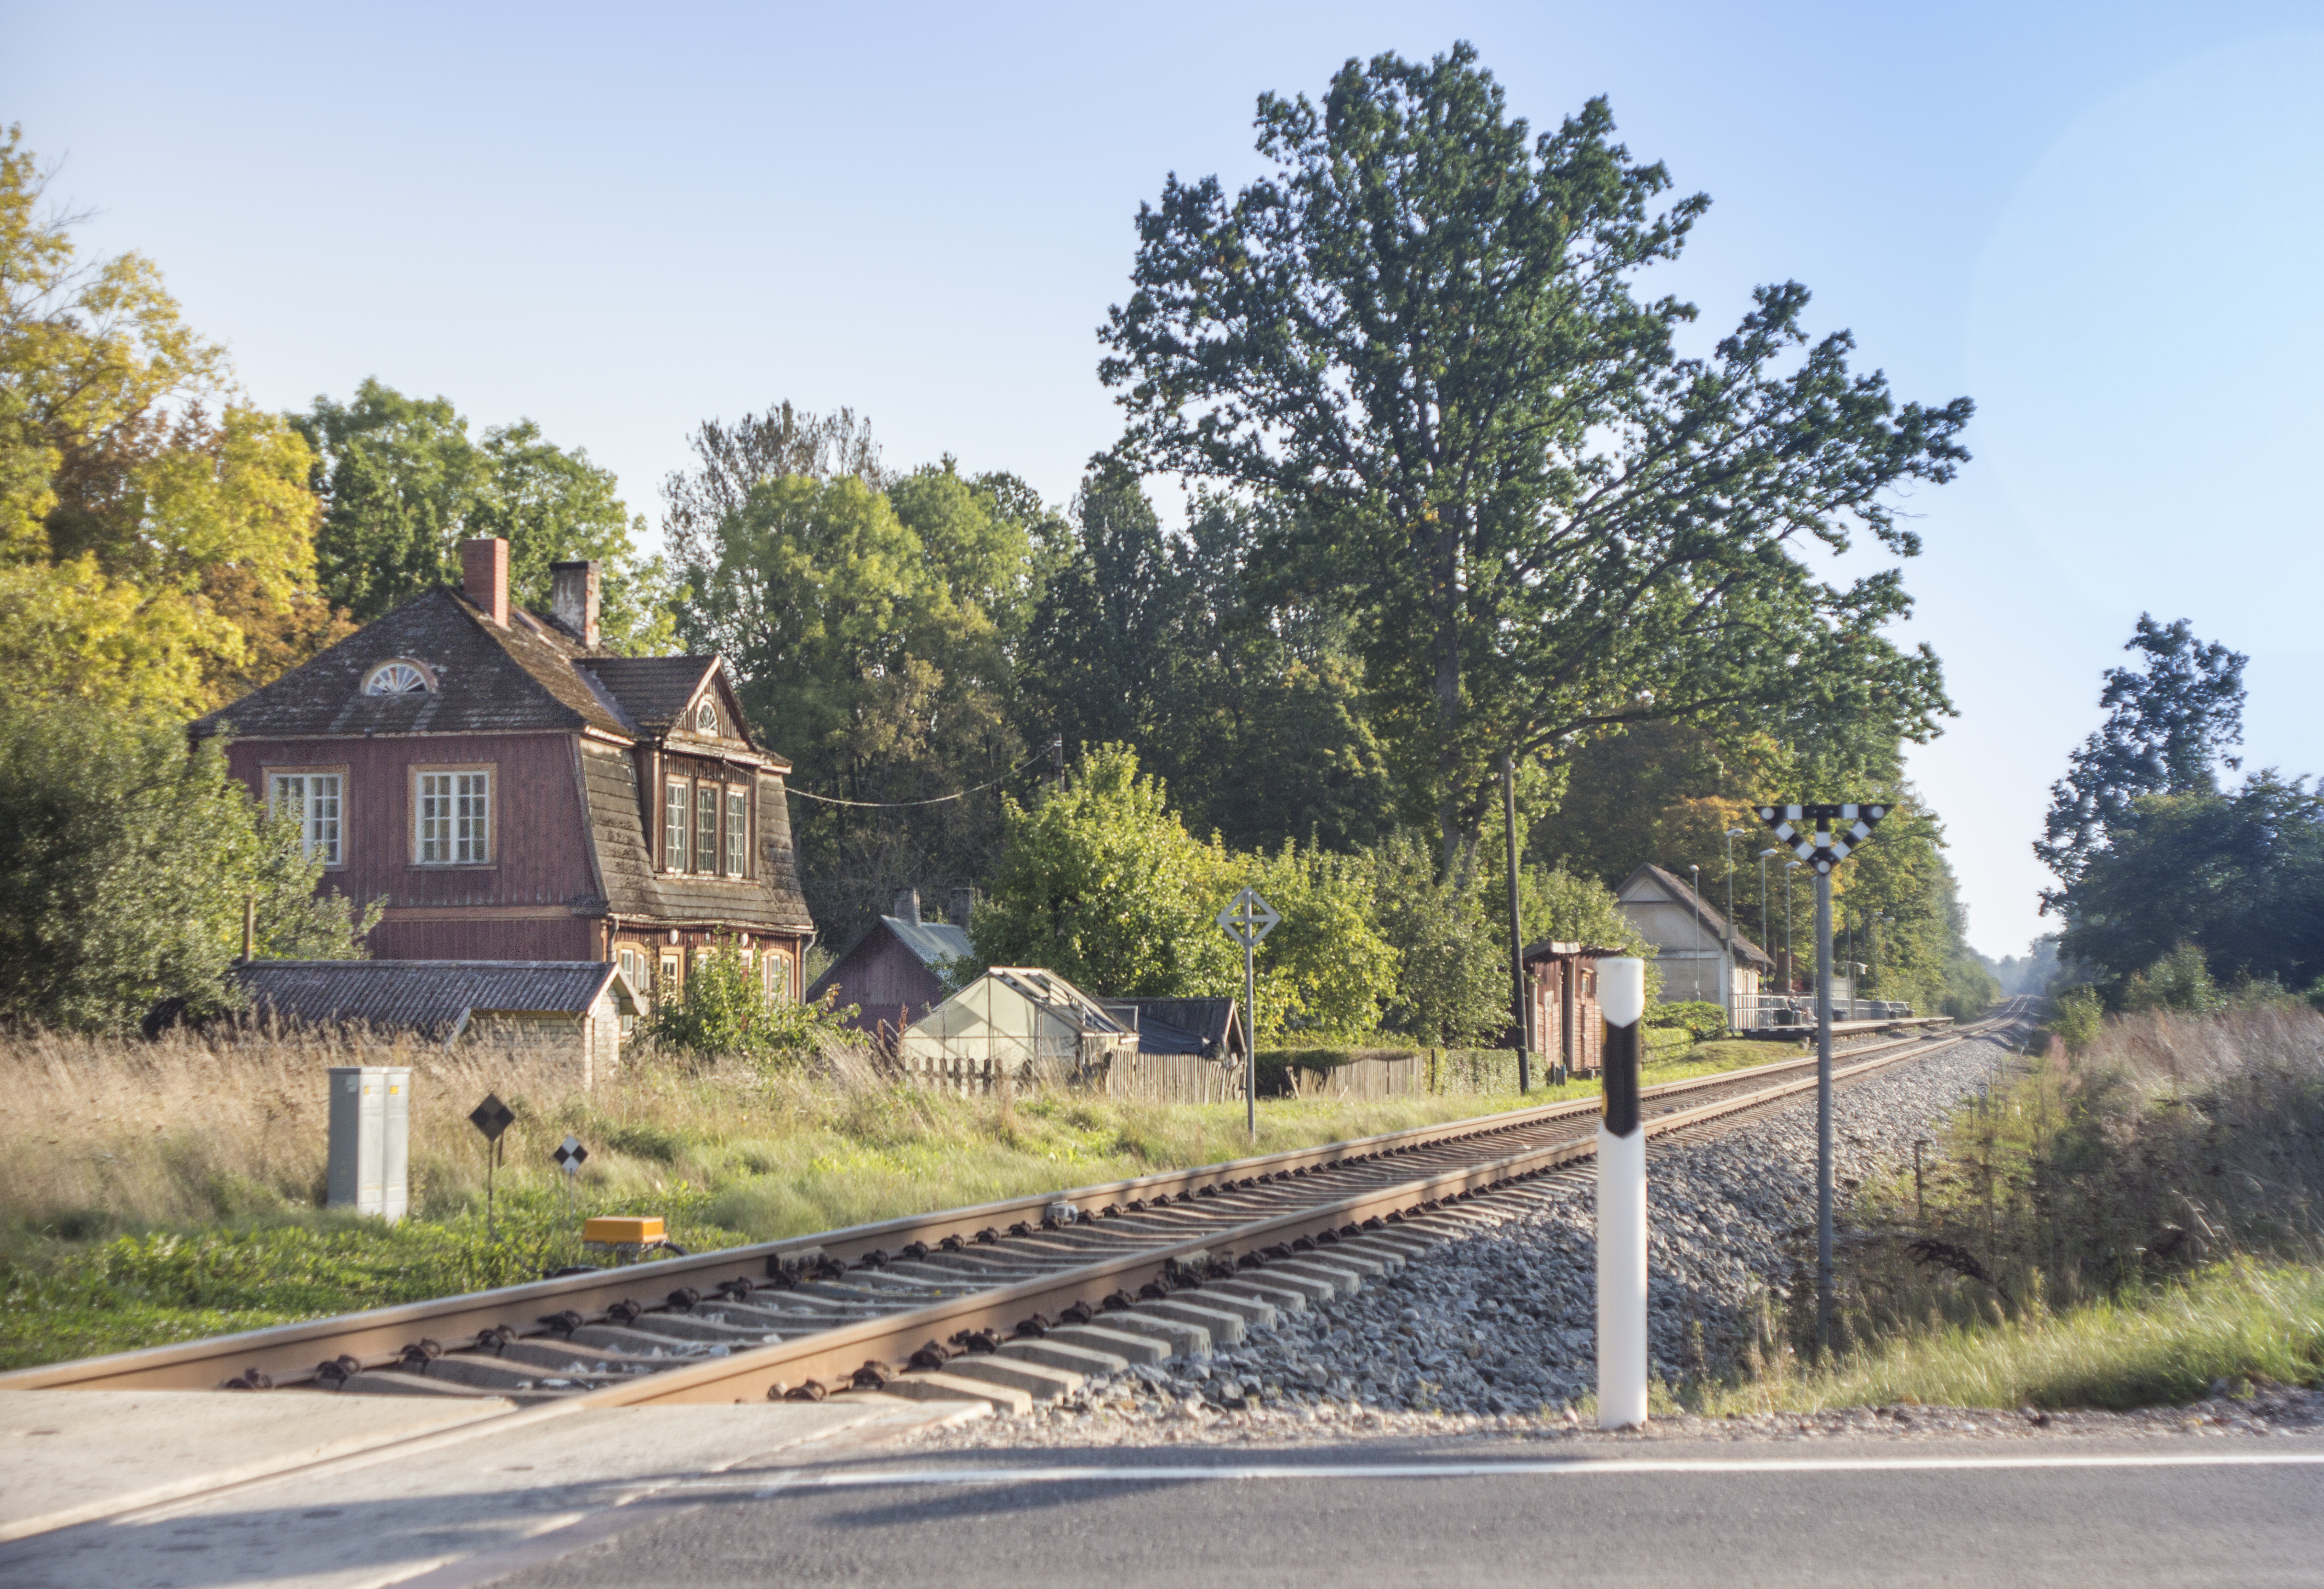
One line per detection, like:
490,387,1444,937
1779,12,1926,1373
896,1035,2300,1451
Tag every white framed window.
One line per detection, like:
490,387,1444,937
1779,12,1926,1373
413,766,491,864
695,698,718,735
724,787,747,877
658,950,682,991
268,771,344,866
663,781,689,871
694,783,719,874
363,659,434,695
764,948,793,1003
616,947,645,1033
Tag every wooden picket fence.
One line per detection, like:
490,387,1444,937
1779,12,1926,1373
1103,1051,1245,1103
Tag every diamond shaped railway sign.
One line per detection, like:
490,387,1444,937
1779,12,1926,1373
554,1135,588,1172
1754,803,1888,873
468,1093,515,1143
1216,886,1281,950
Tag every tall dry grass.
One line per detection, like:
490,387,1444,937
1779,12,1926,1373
0,1023,1554,1246
1701,1002,2324,1410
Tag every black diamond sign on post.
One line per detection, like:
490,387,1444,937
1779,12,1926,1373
469,1094,515,1142
1753,803,1888,875
469,1093,515,1240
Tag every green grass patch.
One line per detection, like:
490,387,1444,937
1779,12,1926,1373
1698,1260,2324,1412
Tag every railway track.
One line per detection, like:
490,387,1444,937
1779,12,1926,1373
2,1000,2033,1414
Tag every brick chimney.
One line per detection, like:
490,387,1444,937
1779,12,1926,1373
891,887,921,925
550,559,600,648
460,537,509,626
948,886,977,927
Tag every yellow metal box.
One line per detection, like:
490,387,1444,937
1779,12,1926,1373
582,1216,666,1246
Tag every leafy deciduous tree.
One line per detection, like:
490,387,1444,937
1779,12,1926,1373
296,379,672,650
2037,614,2247,910
1099,46,1967,871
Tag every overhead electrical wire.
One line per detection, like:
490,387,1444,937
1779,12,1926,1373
782,743,1059,809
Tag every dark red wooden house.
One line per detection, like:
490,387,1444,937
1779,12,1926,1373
192,537,815,1000
805,888,974,1042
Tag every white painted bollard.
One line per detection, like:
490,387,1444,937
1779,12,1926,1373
1595,957,1648,1430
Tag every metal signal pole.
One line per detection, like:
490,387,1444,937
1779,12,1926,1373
1814,866,1835,1347
1755,803,1889,1356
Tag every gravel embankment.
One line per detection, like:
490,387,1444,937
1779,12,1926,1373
911,1037,2111,1450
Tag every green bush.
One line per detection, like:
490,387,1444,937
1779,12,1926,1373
1647,1000,1728,1043
2051,984,2103,1053
646,940,855,1067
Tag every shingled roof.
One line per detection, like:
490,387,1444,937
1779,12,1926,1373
581,657,724,735
233,960,638,1041
191,589,630,741
1099,996,1247,1059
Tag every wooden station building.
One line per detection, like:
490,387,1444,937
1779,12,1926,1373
192,537,816,1004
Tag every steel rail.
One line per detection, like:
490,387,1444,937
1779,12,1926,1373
567,1002,2033,1406
0,1002,2027,1399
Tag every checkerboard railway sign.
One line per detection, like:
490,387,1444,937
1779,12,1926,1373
1754,803,1888,873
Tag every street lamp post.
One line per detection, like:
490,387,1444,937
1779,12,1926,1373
1783,859,1801,991
1757,847,1778,1029
1722,827,1745,1029
1687,862,1704,1003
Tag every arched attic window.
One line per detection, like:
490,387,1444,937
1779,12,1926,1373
695,698,718,734
363,660,435,695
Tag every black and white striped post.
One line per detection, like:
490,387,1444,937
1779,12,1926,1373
1595,955,1648,1429
1752,803,1887,1354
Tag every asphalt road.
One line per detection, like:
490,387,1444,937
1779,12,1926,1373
494,1438,2324,1589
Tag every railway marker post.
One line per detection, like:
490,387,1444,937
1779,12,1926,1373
469,1093,514,1241
1753,803,1888,1354
554,1133,588,1214
1595,956,1649,1429
1218,886,1280,1139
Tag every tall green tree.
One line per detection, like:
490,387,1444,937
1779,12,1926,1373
1099,45,1967,871
2061,775,2324,1000
1025,473,1400,854
2036,614,2247,911
295,379,672,649
671,461,1031,943
968,745,1396,1041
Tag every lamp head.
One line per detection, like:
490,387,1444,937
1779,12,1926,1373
1725,827,1746,838
1759,847,1778,860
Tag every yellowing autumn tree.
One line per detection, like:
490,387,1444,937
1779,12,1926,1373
0,125,345,720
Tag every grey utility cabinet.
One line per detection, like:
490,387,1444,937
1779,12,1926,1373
327,1065,411,1221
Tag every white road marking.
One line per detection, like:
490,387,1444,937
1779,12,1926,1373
687,1447,2324,1490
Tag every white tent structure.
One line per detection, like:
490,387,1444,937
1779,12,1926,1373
896,966,1138,1092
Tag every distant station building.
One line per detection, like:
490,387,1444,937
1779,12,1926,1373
1613,863,1774,1023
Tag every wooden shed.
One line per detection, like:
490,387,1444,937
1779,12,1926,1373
805,888,974,1043
1099,996,1247,1061
233,960,643,1086
897,967,1137,1091
1520,942,1623,1077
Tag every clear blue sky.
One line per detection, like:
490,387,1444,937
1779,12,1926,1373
8,1,2319,961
